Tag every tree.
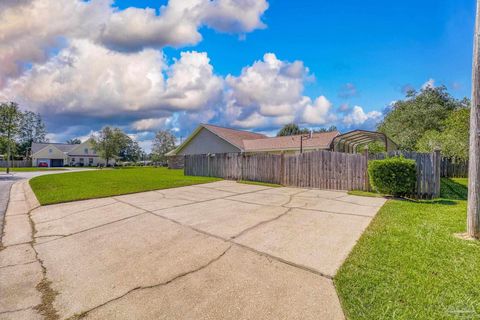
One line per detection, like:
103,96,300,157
0,102,22,173
416,108,470,161
277,123,337,136
378,86,467,150
277,123,309,136
17,111,48,157
314,125,338,133
90,127,128,166
151,130,176,165
357,141,386,154
119,136,142,162
66,138,81,144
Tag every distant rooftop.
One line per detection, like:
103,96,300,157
31,142,78,154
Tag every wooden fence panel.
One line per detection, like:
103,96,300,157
185,151,368,192
0,160,32,168
184,149,442,198
440,158,469,178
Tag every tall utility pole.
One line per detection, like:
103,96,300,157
468,0,480,239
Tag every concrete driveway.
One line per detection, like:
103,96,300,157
0,180,386,320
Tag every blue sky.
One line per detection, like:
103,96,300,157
120,0,475,109
0,0,476,150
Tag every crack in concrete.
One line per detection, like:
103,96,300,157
231,207,294,240
35,201,119,225
0,241,31,250
293,207,373,218
26,196,60,320
0,260,37,269
230,192,301,240
67,245,233,320
295,194,385,208
226,197,373,218
0,306,35,315
33,212,148,246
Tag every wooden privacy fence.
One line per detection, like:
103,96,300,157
440,158,468,178
185,149,443,198
371,150,441,198
0,160,32,168
185,150,368,191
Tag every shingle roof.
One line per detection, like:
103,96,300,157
168,124,341,156
202,124,267,149
31,143,77,154
243,131,341,152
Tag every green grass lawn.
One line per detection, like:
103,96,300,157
335,178,480,319
29,167,221,205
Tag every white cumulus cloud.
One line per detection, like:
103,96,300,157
343,106,382,127
223,53,333,129
0,0,269,86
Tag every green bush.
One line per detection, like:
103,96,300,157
368,157,416,196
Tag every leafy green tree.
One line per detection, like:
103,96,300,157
119,136,143,162
357,141,386,154
277,123,337,136
378,86,468,150
90,127,128,166
416,108,470,161
441,108,470,161
17,111,48,157
314,125,338,133
0,102,22,173
66,138,81,144
277,123,309,136
151,130,176,165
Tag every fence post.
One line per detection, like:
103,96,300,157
280,152,285,186
364,147,370,191
240,153,244,181
434,148,441,197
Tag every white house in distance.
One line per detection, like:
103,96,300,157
31,140,113,167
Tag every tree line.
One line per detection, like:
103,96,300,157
88,126,176,165
0,102,48,172
1,102,178,168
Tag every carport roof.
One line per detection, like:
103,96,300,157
331,130,398,153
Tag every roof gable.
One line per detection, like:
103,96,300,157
68,140,94,155
202,124,267,149
168,124,267,155
31,143,76,155
31,144,67,157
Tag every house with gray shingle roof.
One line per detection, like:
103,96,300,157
31,140,113,167
166,124,341,168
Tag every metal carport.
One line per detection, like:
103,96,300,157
330,130,398,153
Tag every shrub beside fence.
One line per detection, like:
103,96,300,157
371,150,441,199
